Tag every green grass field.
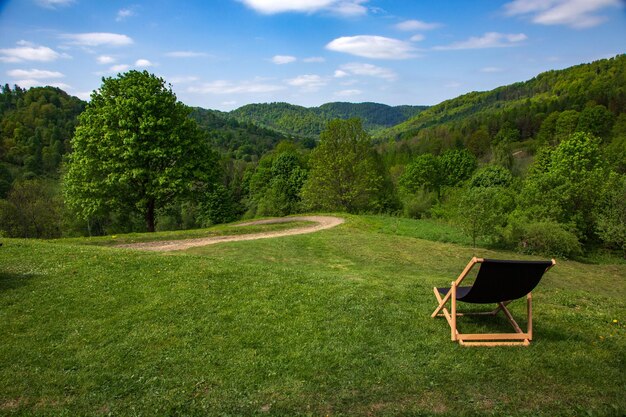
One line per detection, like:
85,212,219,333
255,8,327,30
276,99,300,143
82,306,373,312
0,215,624,416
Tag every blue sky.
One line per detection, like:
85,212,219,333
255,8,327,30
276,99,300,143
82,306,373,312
0,0,624,110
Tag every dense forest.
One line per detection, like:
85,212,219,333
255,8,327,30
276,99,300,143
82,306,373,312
0,55,624,258
377,55,626,165
189,107,315,161
229,101,427,138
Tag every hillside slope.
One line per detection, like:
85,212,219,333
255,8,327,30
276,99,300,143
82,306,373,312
379,54,626,142
229,101,427,138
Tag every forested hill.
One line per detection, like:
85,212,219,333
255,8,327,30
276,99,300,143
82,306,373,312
0,85,85,183
228,102,427,138
189,107,314,161
379,54,626,143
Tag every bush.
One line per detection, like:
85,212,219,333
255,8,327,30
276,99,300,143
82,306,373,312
516,221,582,258
469,165,513,188
456,186,514,247
0,179,62,238
402,190,437,219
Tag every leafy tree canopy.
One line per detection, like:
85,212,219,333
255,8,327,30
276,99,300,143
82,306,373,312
64,70,218,232
301,118,384,213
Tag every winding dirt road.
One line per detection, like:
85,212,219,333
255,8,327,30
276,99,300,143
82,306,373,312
116,215,345,252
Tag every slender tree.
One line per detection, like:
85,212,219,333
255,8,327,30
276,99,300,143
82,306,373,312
301,118,383,213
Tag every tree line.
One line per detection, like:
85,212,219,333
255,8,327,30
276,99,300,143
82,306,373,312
0,61,624,258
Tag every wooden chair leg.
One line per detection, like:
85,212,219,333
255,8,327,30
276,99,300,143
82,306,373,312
527,293,533,340
451,282,457,341
431,287,452,318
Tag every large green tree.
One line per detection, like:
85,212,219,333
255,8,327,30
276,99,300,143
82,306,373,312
518,131,607,241
301,118,383,213
64,71,218,232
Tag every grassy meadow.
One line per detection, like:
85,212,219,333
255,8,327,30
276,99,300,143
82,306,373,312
0,215,624,416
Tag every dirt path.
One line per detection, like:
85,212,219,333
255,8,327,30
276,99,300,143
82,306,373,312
116,215,345,252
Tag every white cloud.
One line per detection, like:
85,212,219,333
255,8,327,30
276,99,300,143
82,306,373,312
503,0,622,28
303,56,326,63
433,32,527,50
60,32,133,47
169,76,199,84
75,91,93,100
7,69,64,79
445,81,461,88
410,34,425,42
331,0,368,16
36,0,74,9
109,64,130,73
336,62,397,80
165,51,209,58
188,80,286,94
326,35,416,59
334,89,362,97
286,74,327,92
222,100,238,106
116,8,135,22
13,79,71,90
271,55,297,64
340,78,359,86
0,42,62,62
481,66,504,73
135,59,153,67
97,55,116,64
239,0,368,16
395,19,441,31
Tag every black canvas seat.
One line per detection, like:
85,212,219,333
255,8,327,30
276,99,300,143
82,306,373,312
431,257,555,346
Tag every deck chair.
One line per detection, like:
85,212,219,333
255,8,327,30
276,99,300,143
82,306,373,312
431,257,555,347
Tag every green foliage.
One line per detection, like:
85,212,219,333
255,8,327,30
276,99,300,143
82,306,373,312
577,104,614,140
469,165,514,188
456,186,514,247
438,149,477,186
555,110,580,143
595,174,626,256
245,144,308,217
0,179,62,238
519,132,606,241
493,122,520,144
399,154,440,194
466,126,491,157
491,141,514,169
379,55,626,157
401,189,437,219
606,113,626,173
301,119,384,213
515,220,582,258
536,111,559,145
229,101,427,138
399,149,476,202
0,164,13,198
0,85,85,180
189,107,295,160
198,184,239,226
63,71,219,233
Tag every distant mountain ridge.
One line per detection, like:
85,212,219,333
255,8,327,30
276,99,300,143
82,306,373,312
228,102,428,138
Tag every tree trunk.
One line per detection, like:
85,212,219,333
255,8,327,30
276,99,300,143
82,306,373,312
146,199,155,232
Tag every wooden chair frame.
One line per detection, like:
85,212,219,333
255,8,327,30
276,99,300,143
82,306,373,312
431,257,555,347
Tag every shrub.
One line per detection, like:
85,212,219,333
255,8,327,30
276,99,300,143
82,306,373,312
402,190,437,219
469,165,513,188
517,221,582,258
456,186,514,247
